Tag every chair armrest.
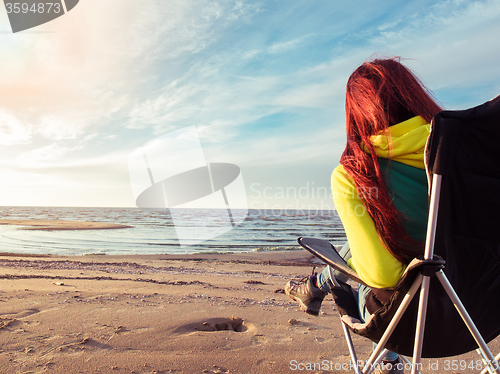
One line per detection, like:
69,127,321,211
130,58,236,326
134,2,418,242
297,237,369,287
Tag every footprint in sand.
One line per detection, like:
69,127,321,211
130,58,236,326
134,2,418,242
173,317,252,334
0,318,19,330
0,308,40,319
0,308,41,330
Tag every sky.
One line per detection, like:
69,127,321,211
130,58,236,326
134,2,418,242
0,0,499,210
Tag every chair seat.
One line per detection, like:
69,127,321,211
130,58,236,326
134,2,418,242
298,237,480,357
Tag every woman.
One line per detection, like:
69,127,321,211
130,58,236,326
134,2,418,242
285,57,442,373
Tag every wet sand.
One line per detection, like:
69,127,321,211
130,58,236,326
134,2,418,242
0,219,132,230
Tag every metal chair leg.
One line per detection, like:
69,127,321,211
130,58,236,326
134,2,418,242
341,320,363,374
480,351,500,374
400,355,422,374
436,270,500,374
363,274,423,373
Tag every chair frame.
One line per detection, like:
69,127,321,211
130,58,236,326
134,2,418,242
338,174,500,374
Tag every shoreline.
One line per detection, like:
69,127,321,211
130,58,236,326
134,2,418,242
0,218,319,258
0,249,316,262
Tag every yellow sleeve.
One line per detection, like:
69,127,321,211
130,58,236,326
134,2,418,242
331,165,405,288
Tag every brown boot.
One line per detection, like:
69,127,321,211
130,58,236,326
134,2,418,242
285,275,326,316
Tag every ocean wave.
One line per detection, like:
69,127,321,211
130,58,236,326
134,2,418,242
252,246,301,252
0,207,344,256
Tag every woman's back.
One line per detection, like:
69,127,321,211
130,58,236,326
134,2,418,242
332,115,430,288
341,58,442,268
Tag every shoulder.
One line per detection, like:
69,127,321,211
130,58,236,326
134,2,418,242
331,165,354,185
331,165,357,197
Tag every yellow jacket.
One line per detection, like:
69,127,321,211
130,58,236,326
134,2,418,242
332,116,430,288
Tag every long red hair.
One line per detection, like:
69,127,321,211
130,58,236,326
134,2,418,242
341,57,442,263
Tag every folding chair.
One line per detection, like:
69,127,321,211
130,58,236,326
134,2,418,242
298,95,500,374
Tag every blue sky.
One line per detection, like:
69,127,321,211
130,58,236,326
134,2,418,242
0,0,499,209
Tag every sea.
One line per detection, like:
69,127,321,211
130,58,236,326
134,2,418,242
0,207,346,256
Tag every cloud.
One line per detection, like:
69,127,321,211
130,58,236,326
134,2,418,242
16,143,75,165
0,0,269,206
0,0,262,144
268,34,312,54
0,165,133,207
364,0,500,94
0,109,32,145
2,0,500,207
0,148,134,206
141,1,262,61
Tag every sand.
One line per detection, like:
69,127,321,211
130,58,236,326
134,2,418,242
0,220,498,373
0,250,358,374
0,219,132,230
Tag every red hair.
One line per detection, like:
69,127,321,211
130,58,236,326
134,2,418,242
341,57,442,263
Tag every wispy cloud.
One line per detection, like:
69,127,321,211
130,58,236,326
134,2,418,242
364,0,500,96
1,0,499,206
0,149,133,206
16,144,75,164
0,109,32,145
0,0,264,145
268,34,313,54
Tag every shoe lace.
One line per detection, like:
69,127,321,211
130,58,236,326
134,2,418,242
295,266,317,285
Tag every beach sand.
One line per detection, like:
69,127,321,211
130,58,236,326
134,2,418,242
0,221,498,373
0,250,358,374
0,219,132,230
